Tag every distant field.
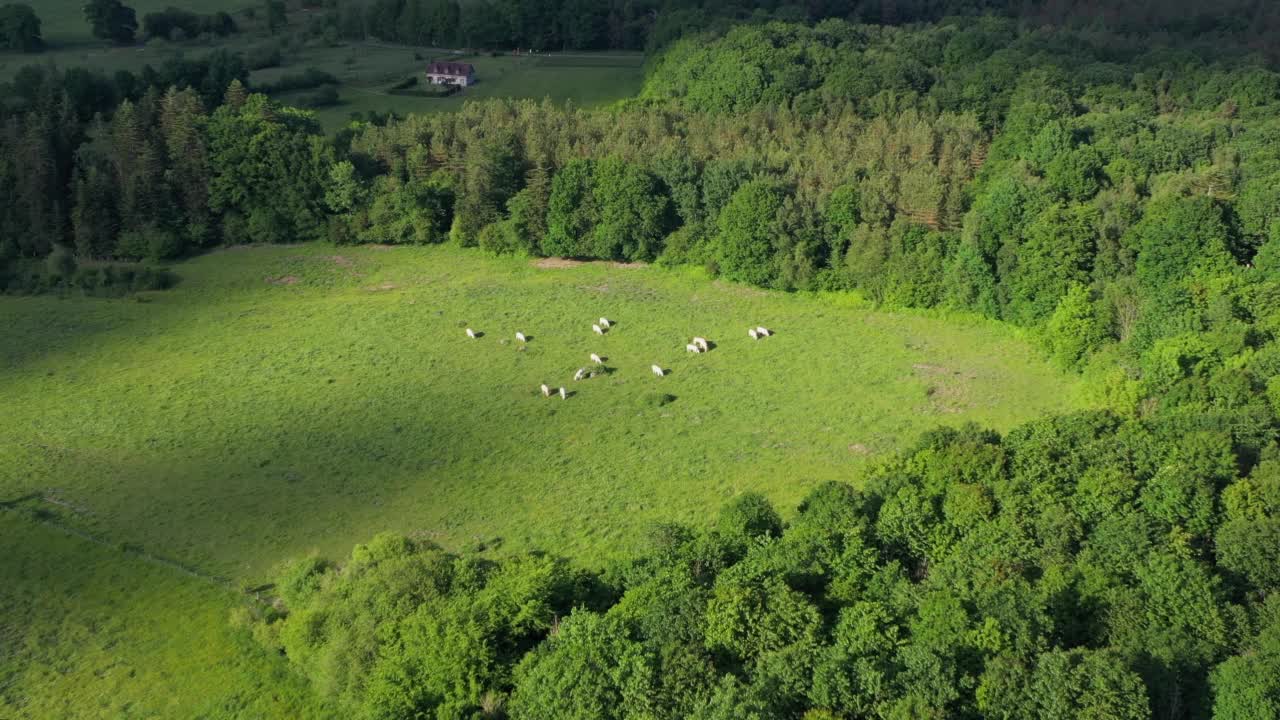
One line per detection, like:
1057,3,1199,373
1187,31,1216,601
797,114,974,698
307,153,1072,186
0,2,644,131
0,243,1082,580
265,48,646,131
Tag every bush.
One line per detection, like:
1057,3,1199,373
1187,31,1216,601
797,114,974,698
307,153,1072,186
116,225,183,261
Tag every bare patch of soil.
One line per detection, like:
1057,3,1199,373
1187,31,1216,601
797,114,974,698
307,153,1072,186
848,443,871,455
533,257,587,269
532,257,647,270
267,275,300,285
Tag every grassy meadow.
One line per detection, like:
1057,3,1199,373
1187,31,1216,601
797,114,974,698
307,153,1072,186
1,244,1084,716
1,243,1084,578
0,513,331,719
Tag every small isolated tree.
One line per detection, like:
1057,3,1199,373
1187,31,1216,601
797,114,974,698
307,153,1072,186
84,0,136,44
0,3,42,52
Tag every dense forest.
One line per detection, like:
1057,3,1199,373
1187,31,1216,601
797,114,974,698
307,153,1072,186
5,2,1280,718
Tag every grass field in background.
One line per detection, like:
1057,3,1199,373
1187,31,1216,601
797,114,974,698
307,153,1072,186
0,2,644,131
1,244,1083,581
268,49,646,130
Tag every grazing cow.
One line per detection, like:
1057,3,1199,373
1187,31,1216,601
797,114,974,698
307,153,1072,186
599,317,611,329
466,327,477,339
590,353,603,365
686,343,701,353
692,336,709,351
559,387,567,400
757,326,772,337
574,368,587,381
593,324,604,335
749,328,759,340
516,332,527,342
540,383,551,397
651,365,665,377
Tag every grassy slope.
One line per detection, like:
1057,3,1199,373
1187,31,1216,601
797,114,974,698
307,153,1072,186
0,512,330,719
0,244,1083,581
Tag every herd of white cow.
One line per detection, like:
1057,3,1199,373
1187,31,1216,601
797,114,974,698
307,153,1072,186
463,317,774,399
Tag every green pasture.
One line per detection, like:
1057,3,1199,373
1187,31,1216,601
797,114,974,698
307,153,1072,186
0,512,329,719
0,243,1083,582
272,49,646,130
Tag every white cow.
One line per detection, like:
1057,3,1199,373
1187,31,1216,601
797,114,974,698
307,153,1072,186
559,387,567,400
651,365,665,377
686,343,701,353
466,327,477,339
540,383,551,397
599,317,611,329
574,368,587,381
590,353,603,365
516,332,527,342
692,336,709,351
756,326,772,337
593,324,605,335
749,328,759,340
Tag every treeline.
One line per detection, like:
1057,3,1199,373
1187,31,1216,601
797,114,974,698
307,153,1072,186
0,75,325,263
254,411,1280,719
141,6,238,42
304,0,1280,53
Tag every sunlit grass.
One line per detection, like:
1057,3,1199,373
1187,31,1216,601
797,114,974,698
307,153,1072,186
1,243,1083,580
0,512,330,719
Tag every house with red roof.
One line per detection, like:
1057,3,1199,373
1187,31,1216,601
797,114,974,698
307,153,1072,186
426,61,476,87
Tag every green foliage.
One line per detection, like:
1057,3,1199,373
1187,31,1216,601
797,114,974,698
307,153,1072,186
716,492,783,549
0,2,41,51
208,94,332,244
715,179,784,287
1042,284,1104,370
83,0,136,44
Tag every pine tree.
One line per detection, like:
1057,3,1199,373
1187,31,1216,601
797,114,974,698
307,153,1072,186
71,147,119,258
159,87,210,242
223,79,247,110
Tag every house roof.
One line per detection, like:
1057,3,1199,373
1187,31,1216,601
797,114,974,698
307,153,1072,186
426,62,475,76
